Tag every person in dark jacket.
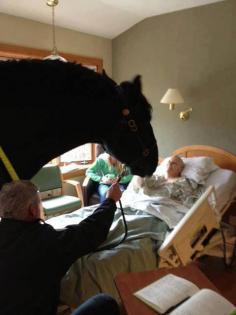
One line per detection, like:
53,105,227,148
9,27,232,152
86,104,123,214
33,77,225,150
0,180,121,315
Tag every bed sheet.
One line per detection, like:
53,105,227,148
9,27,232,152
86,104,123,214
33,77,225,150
60,238,158,306
120,177,204,228
47,205,168,244
47,205,168,306
46,168,236,307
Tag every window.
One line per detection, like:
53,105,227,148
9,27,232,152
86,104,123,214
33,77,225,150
59,143,96,165
0,43,103,166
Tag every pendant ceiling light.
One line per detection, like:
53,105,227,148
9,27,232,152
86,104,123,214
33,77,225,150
44,0,67,62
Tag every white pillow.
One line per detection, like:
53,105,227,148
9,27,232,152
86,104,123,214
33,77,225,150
154,157,171,176
181,157,219,184
154,156,219,184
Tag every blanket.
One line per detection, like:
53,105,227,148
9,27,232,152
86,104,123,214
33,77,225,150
47,205,168,306
121,176,205,228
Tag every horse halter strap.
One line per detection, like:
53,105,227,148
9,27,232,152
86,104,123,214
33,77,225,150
116,85,151,159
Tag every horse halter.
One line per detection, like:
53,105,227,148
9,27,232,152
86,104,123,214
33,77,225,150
121,108,150,157
116,85,155,163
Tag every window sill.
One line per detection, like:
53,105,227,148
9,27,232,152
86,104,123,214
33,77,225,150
61,163,92,180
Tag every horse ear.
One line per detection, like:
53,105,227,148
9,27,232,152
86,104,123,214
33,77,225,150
133,75,142,92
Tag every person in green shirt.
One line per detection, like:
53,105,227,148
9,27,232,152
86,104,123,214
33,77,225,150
86,152,133,202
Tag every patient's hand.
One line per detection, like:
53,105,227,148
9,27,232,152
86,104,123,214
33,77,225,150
133,176,144,189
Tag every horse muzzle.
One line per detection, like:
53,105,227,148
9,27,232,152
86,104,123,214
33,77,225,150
129,145,158,177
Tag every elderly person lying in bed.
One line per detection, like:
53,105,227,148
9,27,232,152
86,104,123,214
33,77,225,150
128,155,205,209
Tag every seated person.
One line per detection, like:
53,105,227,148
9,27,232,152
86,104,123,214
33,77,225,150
131,155,204,208
86,152,133,203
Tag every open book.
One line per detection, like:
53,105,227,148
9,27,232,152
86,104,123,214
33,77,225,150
134,274,236,315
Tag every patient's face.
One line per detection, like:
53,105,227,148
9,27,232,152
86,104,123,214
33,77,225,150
164,156,184,179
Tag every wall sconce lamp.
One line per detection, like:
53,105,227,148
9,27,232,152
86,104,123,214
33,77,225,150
179,107,192,121
160,88,184,110
160,88,192,121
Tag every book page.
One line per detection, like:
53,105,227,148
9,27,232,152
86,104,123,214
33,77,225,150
171,289,236,315
134,274,199,314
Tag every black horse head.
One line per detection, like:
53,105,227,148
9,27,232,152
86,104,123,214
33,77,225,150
101,75,158,177
0,59,158,186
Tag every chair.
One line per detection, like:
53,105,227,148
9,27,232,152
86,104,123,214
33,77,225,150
82,144,104,206
82,176,100,206
31,164,83,218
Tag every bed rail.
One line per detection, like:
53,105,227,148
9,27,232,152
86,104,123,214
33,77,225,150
158,186,220,267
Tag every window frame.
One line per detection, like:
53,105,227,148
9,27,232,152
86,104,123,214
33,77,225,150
0,43,103,166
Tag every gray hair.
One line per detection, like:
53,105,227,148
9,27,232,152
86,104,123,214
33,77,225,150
0,180,40,220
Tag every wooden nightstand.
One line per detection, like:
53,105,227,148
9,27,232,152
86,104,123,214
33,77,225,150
115,264,219,315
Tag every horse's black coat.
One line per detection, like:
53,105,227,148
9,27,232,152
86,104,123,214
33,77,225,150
0,59,158,186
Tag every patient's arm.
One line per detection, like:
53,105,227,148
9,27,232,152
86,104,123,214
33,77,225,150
144,175,166,189
130,175,145,192
129,175,165,192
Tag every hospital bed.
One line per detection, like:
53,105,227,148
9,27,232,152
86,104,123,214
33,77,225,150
158,145,236,268
47,145,236,307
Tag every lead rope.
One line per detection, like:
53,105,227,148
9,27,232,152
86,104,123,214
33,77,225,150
93,200,128,252
0,146,19,181
93,169,128,252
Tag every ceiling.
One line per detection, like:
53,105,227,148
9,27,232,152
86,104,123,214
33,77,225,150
0,0,225,39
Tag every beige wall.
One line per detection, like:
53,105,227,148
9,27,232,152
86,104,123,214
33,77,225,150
0,13,112,75
113,0,236,157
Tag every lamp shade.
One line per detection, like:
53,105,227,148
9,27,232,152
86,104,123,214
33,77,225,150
44,53,67,62
160,88,184,104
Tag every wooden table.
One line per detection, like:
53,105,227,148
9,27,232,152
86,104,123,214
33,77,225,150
115,264,219,315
